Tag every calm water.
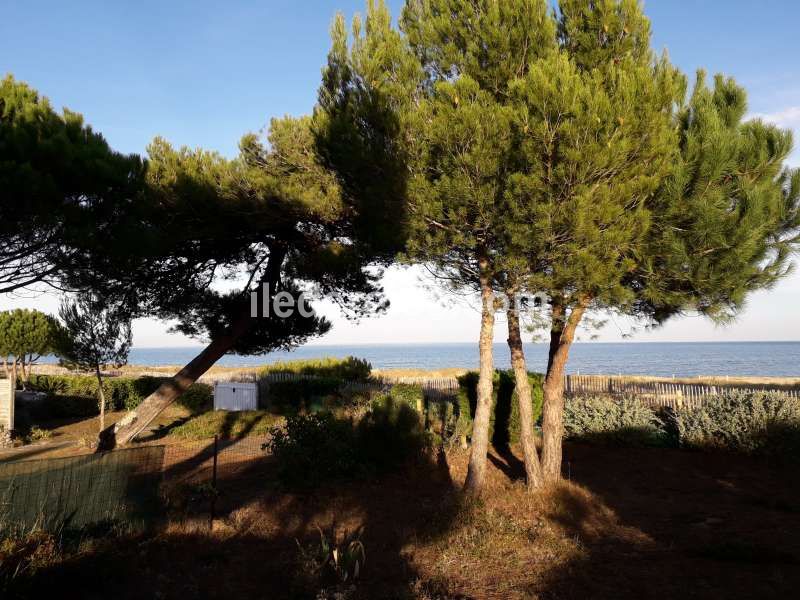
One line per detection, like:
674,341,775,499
42,342,800,377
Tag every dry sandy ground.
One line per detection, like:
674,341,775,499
30,363,800,386
8,442,800,600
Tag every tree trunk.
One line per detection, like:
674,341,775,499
10,359,17,393
95,366,106,432
505,291,543,491
99,247,286,450
464,255,496,496
541,298,588,481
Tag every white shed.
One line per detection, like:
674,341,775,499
213,381,258,412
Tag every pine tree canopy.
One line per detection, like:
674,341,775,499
0,75,145,293
95,115,390,354
317,0,800,326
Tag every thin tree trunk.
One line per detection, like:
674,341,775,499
464,255,496,496
95,365,106,433
505,290,543,491
99,246,287,450
541,298,588,481
10,359,17,393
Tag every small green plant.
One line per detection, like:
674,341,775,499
0,529,60,592
25,427,51,444
297,523,366,588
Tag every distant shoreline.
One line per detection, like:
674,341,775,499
32,341,800,379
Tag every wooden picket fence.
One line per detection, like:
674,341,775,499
563,374,800,410
192,370,800,412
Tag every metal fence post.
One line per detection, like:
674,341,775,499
209,434,219,528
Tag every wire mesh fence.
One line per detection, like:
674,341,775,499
0,436,272,535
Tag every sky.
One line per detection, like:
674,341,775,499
1,0,799,347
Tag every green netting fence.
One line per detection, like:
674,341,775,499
0,445,165,534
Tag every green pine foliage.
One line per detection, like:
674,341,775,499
0,75,144,293
457,370,545,448
0,309,63,380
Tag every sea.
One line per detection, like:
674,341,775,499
40,342,800,377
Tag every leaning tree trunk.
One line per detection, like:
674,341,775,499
505,291,543,491
541,299,588,481
99,247,286,450
95,365,106,432
464,256,496,496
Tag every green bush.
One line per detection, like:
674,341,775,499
675,391,800,459
27,374,167,414
258,356,372,380
457,370,544,448
25,394,100,420
264,377,344,413
176,383,213,414
563,396,668,447
265,401,432,488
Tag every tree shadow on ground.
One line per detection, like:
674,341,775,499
12,432,800,599
13,438,471,600
530,443,800,599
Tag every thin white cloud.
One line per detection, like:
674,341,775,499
749,107,800,167
751,106,800,128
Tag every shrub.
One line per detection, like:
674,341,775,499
384,383,424,409
563,396,668,447
264,377,344,413
265,402,432,488
357,398,432,472
258,356,372,381
27,374,168,414
25,394,99,420
266,413,361,488
457,370,544,448
176,383,213,414
675,391,800,459
170,410,280,440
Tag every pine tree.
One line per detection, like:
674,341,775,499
105,115,392,447
0,308,63,389
58,294,132,432
317,0,800,494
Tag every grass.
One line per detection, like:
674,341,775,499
169,410,282,440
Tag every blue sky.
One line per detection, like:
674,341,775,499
1,1,799,345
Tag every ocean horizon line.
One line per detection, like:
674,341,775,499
126,339,800,350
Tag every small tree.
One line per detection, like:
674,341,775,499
0,308,63,389
58,295,132,431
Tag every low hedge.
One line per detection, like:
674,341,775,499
563,391,800,460
675,391,800,458
24,374,212,420
28,374,166,412
264,377,345,412
564,396,669,447
457,370,544,448
258,356,372,381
